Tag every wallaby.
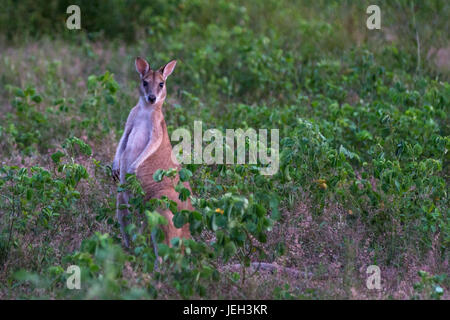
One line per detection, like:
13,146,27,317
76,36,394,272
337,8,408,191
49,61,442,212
112,57,192,251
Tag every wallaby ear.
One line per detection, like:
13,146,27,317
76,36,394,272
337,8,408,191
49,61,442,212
159,60,177,79
135,57,150,77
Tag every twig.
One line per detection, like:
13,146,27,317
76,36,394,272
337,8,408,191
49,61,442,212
221,262,315,279
411,1,421,73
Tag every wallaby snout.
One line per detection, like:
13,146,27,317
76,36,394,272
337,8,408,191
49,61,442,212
148,94,156,104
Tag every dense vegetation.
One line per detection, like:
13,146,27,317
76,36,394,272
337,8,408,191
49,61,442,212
0,0,448,299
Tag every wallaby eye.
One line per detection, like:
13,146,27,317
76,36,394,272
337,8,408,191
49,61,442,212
159,82,164,88
143,80,148,87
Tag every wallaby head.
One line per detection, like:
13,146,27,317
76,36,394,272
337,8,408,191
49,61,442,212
135,57,177,106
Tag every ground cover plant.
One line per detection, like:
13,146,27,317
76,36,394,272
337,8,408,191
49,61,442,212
0,0,448,299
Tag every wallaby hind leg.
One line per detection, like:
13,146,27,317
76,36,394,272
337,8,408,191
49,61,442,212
116,191,131,248
158,207,190,246
151,229,160,271
139,219,160,270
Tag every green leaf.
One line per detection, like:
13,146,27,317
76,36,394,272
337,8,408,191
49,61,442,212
31,95,43,103
51,151,65,164
153,169,165,182
14,88,25,97
178,187,191,201
211,213,218,231
223,242,237,260
179,168,193,182
267,195,279,220
173,211,186,228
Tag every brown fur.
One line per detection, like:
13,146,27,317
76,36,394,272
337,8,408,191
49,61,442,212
113,57,192,248
136,108,192,244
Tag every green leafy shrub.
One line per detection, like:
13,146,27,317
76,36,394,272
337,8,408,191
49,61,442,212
0,140,90,266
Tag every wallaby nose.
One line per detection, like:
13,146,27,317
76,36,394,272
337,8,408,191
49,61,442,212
148,94,156,103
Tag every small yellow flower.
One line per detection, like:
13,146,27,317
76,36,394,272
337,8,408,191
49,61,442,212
215,208,224,214
315,179,327,190
348,209,353,215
